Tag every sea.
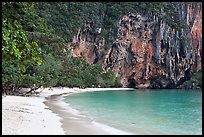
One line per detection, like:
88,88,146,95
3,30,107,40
62,89,202,135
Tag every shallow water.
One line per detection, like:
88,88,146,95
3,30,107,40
63,89,202,135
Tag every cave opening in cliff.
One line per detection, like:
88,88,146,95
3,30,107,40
127,78,136,88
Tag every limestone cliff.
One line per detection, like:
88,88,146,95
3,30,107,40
68,21,105,64
69,3,202,88
103,3,202,88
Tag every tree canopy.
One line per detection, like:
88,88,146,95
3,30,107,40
2,2,119,95
2,2,200,94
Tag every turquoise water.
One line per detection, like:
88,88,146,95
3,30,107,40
63,89,202,135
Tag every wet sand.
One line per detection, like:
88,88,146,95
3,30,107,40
2,87,134,135
44,93,132,135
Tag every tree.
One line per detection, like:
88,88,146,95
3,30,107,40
34,53,63,87
2,3,42,94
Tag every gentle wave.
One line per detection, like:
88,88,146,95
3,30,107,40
91,121,133,135
63,89,202,135
60,94,132,134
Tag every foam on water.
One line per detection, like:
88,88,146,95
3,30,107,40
59,94,132,134
63,89,202,135
91,121,133,135
59,95,85,117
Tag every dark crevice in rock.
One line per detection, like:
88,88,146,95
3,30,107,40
69,3,202,89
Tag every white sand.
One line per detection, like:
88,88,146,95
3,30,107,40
2,88,70,135
2,87,134,135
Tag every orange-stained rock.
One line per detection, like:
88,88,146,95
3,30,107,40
103,4,202,88
69,3,202,88
68,21,105,64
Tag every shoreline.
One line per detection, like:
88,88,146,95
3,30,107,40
45,92,133,135
2,87,70,135
2,87,134,135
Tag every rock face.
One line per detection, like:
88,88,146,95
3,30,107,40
69,3,202,88
69,21,105,64
103,13,162,88
103,3,202,88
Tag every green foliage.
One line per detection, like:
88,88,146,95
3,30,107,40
2,3,43,93
2,61,22,86
20,74,44,88
2,18,42,71
3,2,192,92
34,53,63,87
32,2,184,49
2,2,51,33
182,70,202,88
57,55,101,88
99,69,118,87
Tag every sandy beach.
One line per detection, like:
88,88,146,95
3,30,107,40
2,87,134,135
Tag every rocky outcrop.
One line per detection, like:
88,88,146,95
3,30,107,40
103,3,202,88
68,21,105,64
69,3,202,89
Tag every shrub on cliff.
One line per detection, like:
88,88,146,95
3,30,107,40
182,70,202,89
99,69,118,88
